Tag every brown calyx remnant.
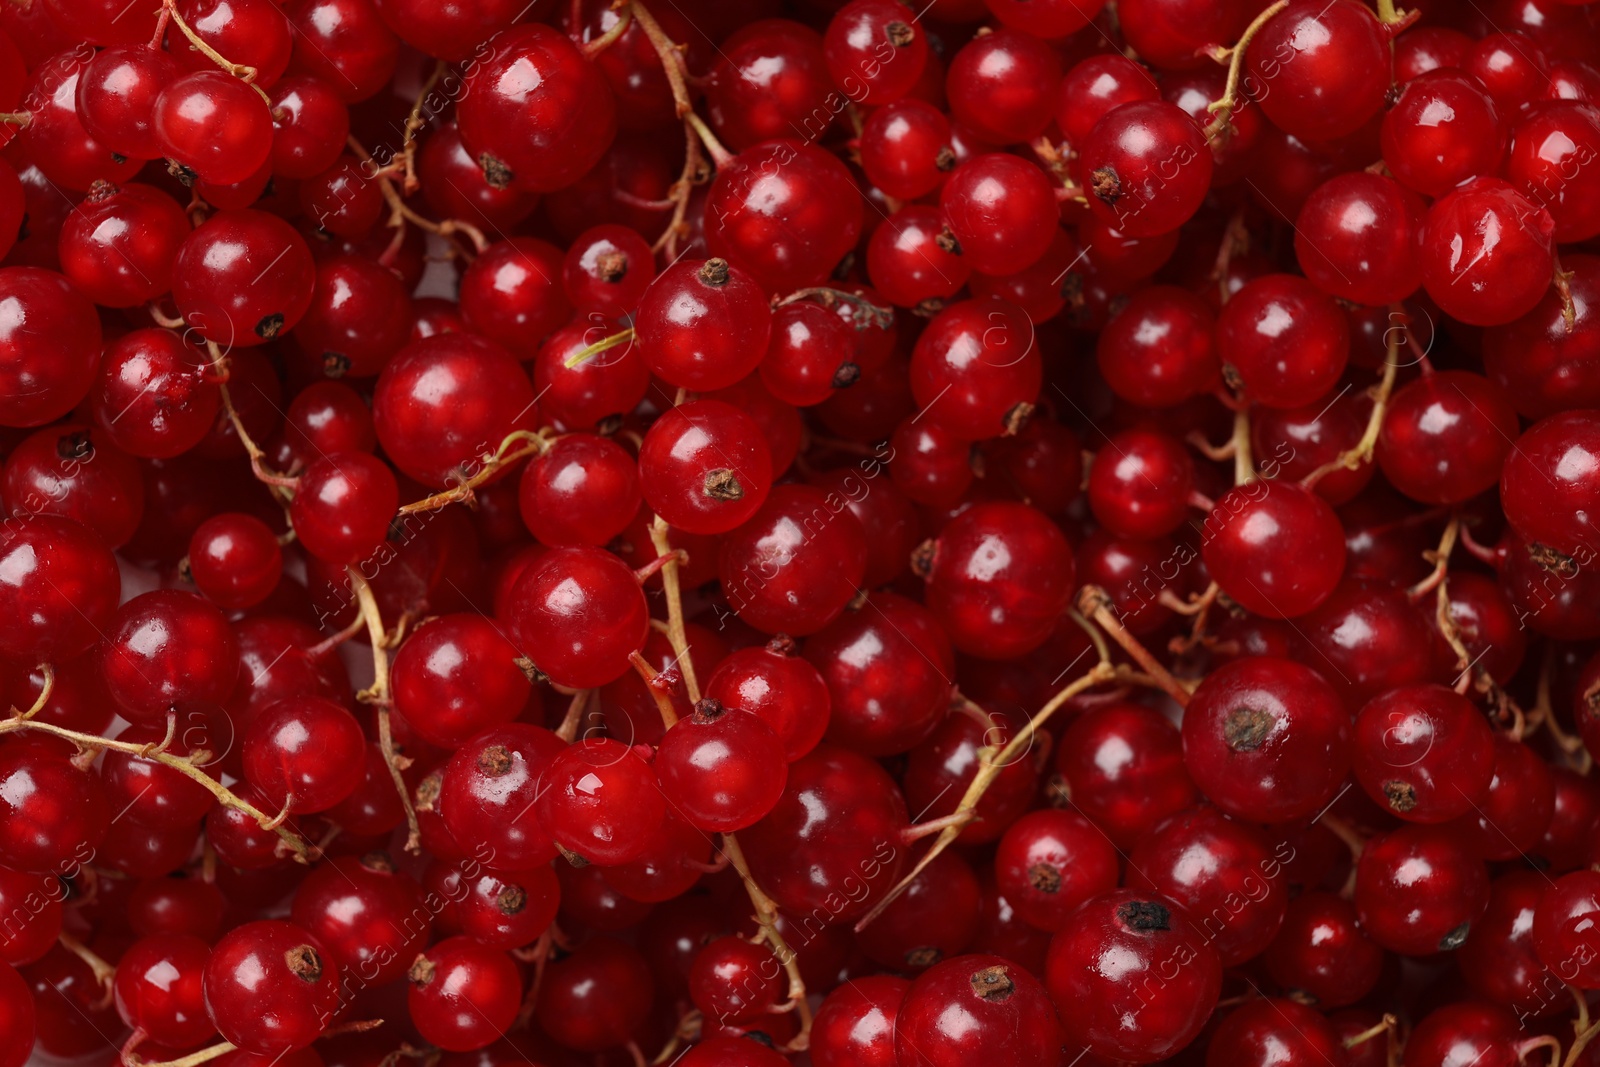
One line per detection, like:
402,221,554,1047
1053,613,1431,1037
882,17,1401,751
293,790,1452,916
704,468,744,500
287,944,324,982
477,744,513,776
970,964,1015,1001
1223,706,1275,752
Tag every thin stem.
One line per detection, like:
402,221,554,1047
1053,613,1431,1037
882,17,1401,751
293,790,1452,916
555,689,589,743
147,303,187,329
398,61,448,196
1231,407,1255,486
162,0,271,104
1567,1017,1600,1067
684,111,734,167
1077,586,1194,707
127,1039,239,1067
564,328,636,369
1204,0,1289,140
629,652,681,730
648,517,701,702
1301,322,1402,491
347,136,490,255
348,568,422,854
581,2,634,58
854,658,1120,932
397,430,550,514
630,0,694,118
721,833,814,1051
11,663,53,720
0,717,312,860
58,930,116,993
0,112,32,127
654,121,707,257
775,288,895,331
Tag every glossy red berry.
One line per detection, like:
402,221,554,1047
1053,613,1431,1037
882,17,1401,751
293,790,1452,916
940,154,1056,277
1263,892,1384,1009
372,333,538,489
0,266,103,428
439,724,566,870
719,483,868,636
75,45,179,161
1295,173,1426,306
203,920,340,1054
534,737,665,865
1096,285,1220,407
705,639,832,761
113,933,214,1049
508,545,647,688
945,29,1060,144
188,512,282,609
1046,890,1221,1062
1205,997,1343,1067
1087,429,1195,539
457,24,616,193
1354,822,1489,955
812,975,907,1067
922,501,1074,659
860,98,955,200
740,744,908,919
458,237,569,360
636,258,772,391
534,936,653,1053
638,399,772,536
1201,480,1346,618
1182,656,1350,823
704,20,833,150
173,209,315,348
1081,100,1212,238
0,746,108,873
242,695,366,813
1245,0,1389,142
1057,701,1198,848
1420,177,1556,327
294,254,412,378
1500,409,1600,559
896,955,1061,1067
994,809,1119,932
1381,69,1505,199
518,432,639,548
407,936,522,1052
392,613,532,749
153,70,274,185
89,328,221,459
1216,274,1350,409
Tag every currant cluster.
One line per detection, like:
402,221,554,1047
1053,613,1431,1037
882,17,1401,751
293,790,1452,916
5,0,1600,1063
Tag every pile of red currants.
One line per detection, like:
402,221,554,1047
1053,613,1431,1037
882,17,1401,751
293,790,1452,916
6,0,1600,1063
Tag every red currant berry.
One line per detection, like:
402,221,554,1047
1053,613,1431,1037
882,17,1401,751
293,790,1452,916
1081,100,1213,238
994,809,1119,932
1046,890,1221,1062
187,513,283,609
407,936,522,1052
939,153,1056,277
1057,701,1198,847
392,613,532,750
945,28,1061,144
202,920,340,1054
457,24,616,193
113,933,214,1049
518,432,639,547
439,724,566,871
459,237,570,360
1216,273,1350,409
173,209,315,348
638,399,772,536
823,0,928,106
1263,892,1383,1009
1244,0,1389,142
1500,409,1600,559
241,695,367,813
636,258,772,391
1183,654,1349,821
509,545,647,688
1354,822,1489,955
1419,177,1555,327
896,955,1061,1066
1201,480,1346,618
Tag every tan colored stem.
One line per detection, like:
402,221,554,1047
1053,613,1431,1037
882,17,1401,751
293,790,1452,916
648,517,701,702
854,658,1119,932
1205,0,1290,140
721,833,814,1051
0,717,312,860
348,568,422,854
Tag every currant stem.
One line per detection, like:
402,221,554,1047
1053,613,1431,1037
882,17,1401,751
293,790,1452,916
58,930,117,993
126,1038,239,1067
397,430,551,515
1231,407,1255,485
855,656,1120,932
654,121,707,256
581,2,634,58
0,112,32,127
775,288,896,331
347,136,491,255
564,327,636,369
684,111,734,167
1077,586,1194,706
555,689,589,743
347,567,422,854
1566,1017,1600,1067
11,663,54,720
398,60,448,196
1300,320,1402,490
629,0,694,118
0,716,314,860
161,0,271,105
648,516,702,702
720,832,814,1051
628,651,681,730
1204,0,1289,141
